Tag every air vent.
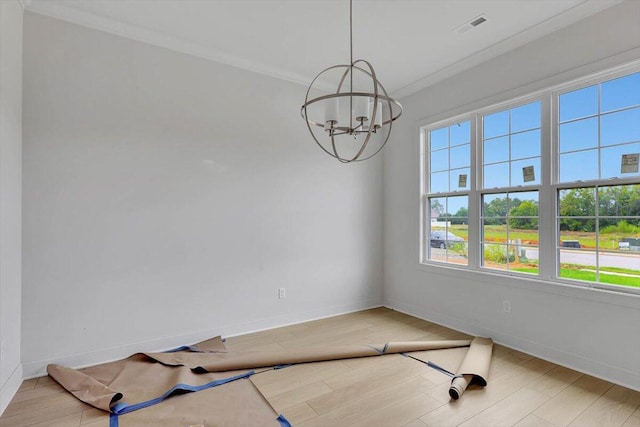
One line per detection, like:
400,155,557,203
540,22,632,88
455,14,489,34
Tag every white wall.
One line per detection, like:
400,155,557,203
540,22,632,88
384,1,640,390
0,0,24,414
21,12,383,377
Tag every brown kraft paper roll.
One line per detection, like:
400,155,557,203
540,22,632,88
449,336,493,400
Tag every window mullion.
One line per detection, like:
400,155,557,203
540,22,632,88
539,93,556,281
468,114,481,268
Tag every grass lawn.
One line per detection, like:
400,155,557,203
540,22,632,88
559,269,640,288
511,265,640,288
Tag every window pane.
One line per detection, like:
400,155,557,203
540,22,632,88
511,129,541,160
484,163,509,188
430,127,448,150
484,136,509,164
559,117,598,153
559,150,598,182
430,197,446,213
598,185,640,218
601,72,640,113
601,143,640,179
482,244,510,270
514,244,539,275
450,168,470,191
430,149,448,172
559,250,597,280
559,85,598,122
428,196,469,266
559,188,596,217
483,220,508,243
601,108,640,146
484,110,509,139
448,195,468,218
483,193,507,217
598,219,640,251
447,241,469,266
511,101,541,133
450,144,470,169
450,121,471,146
430,171,448,193
509,193,539,260
511,159,540,186
557,183,640,289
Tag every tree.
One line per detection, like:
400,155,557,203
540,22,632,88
598,185,640,227
509,200,538,229
483,196,507,225
559,188,595,231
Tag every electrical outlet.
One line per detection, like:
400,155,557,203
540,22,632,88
503,300,511,313
278,288,286,299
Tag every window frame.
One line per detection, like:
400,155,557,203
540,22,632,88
419,61,640,295
421,116,474,265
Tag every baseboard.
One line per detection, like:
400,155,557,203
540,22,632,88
384,300,640,392
0,363,23,417
22,299,383,379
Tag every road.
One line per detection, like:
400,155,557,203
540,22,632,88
430,247,640,270
524,248,639,270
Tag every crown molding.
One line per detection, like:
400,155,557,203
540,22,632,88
393,0,624,99
22,0,328,91
22,0,622,99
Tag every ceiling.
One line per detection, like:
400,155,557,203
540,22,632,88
23,0,622,98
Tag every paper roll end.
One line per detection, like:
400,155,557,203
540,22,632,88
449,387,460,400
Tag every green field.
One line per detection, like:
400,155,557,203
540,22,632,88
443,224,635,250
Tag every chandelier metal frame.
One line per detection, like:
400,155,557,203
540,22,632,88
300,0,403,163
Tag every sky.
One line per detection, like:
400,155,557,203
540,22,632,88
429,71,640,215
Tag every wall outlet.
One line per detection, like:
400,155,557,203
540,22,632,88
278,288,286,299
503,300,511,313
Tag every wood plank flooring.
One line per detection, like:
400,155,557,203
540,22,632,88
1,307,638,426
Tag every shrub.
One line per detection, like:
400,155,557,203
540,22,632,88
600,220,638,235
484,244,515,264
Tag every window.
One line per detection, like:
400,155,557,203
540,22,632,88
555,73,640,288
482,191,539,275
421,65,640,293
425,121,471,266
480,101,541,275
483,101,541,188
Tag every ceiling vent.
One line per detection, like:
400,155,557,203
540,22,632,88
455,14,488,34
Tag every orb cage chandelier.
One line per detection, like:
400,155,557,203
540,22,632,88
300,0,403,163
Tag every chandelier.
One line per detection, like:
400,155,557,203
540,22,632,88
300,0,403,163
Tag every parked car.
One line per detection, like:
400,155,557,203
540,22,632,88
430,231,464,249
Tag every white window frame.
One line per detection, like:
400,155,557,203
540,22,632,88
420,61,640,295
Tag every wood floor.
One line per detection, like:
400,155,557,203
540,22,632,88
1,307,638,426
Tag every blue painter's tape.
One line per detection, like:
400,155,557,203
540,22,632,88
426,361,455,377
165,344,220,353
111,371,256,415
278,414,292,427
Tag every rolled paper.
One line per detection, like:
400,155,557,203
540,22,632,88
448,337,493,400
324,97,339,125
353,96,369,122
449,374,473,400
